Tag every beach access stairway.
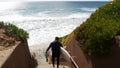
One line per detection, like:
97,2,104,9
37,57,69,68
29,42,79,68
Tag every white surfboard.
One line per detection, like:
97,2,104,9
60,47,71,62
47,47,71,62
46,49,52,64
61,47,79,68
46,47,79,68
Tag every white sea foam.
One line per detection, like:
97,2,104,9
0,12,91,46
81,8,97,12
0,2,96,47
0,12,90,21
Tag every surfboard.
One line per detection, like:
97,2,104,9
46,49,52,64
60,47,71,62
46,47,71,63
46,47,79,68
61,47,79,68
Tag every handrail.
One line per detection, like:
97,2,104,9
70,56,79,68
61,47,79,68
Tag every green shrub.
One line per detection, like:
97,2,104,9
74,0,120,56
6,23,29,39
60,32,74,46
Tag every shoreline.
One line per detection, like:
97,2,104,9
29,45,47,59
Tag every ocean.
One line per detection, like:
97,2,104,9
0,1,108,47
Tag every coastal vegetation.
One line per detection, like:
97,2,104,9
74,0,120,56
0,22,29,39
63,0,120,56
60,32,74,46
6,23,29,39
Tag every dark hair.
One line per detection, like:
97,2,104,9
55,37,59,40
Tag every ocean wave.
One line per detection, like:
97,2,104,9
80,8,97,12
0,12,91,21
0,1,106,47
0,12,91,46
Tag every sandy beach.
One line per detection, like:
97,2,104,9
29,45,70,68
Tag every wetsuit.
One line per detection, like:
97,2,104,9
46,40,63,67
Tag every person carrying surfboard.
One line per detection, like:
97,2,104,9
46,37,63,68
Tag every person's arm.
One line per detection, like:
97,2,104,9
45,43,52,62
46,43,52,52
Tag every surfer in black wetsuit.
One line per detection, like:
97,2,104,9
46,37,63,68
